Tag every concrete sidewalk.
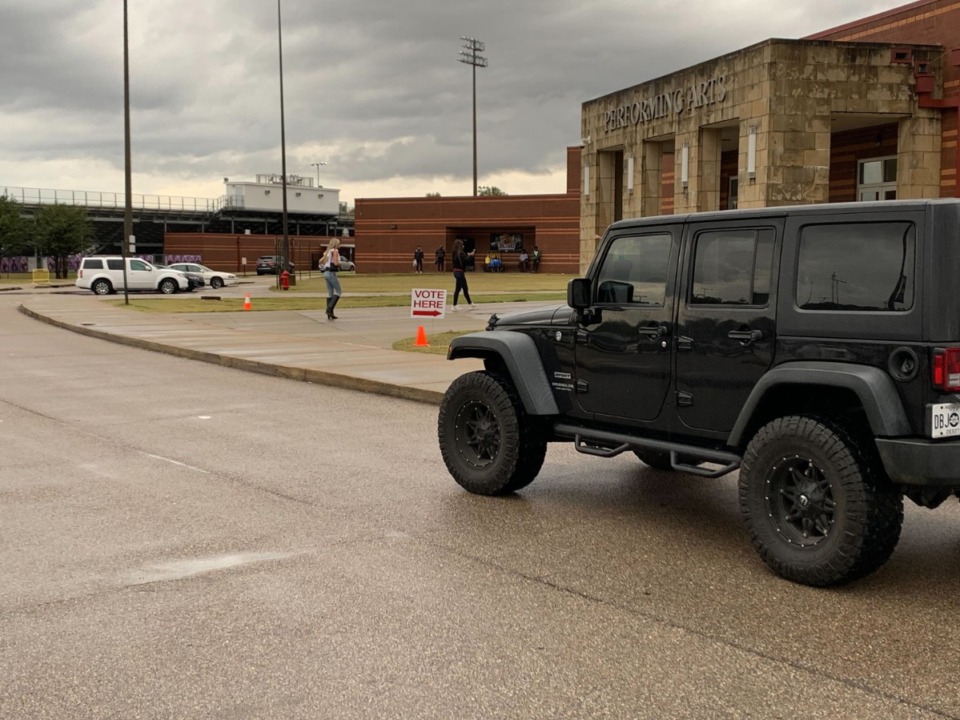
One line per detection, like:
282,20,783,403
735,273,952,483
15,287,557,404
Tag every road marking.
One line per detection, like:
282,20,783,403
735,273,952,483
141,452,210,474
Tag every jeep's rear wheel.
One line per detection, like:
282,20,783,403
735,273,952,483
92,279,113,295
438,371,547,495
739,416,903,587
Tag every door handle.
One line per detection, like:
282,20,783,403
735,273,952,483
728,328,764,345
638,323,669,338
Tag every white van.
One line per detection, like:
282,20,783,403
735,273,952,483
75,256,191,295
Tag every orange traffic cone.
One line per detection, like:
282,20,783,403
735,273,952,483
415,325,429,347
243,293,252,311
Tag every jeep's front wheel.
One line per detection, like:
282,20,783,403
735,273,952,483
438,371,547,495
739,416,903,587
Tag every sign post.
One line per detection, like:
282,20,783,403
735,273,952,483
411,288,447,320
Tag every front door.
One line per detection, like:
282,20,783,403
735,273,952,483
674,220,781,433
574,228,680,423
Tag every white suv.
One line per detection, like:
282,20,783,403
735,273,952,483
76,256,190,295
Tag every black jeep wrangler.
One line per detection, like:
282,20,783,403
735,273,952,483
438,199,960,587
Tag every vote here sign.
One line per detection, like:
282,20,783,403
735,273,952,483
411,288,447,318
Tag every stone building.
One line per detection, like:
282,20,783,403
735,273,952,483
579,0,960,269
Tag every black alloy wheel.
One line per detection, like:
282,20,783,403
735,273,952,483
739,415,903,587
438,371,547,496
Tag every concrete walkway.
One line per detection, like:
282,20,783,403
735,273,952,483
12,281,559,404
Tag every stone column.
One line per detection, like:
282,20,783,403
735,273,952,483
897,111,942,199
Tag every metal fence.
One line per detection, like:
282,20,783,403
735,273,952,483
2,186,223,213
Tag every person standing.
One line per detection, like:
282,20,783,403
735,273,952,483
435,245,446,272
414,246,424,274
450,238,473,311
532,245,541,273
320,238,342,320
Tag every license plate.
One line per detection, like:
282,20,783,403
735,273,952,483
930,403,960,438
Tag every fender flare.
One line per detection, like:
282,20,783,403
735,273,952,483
728,361,911,446
448,331,559,415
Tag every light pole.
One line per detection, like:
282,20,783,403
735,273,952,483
459,37,487,197
311,161,327,187
121,0,132,305
276,0,290,287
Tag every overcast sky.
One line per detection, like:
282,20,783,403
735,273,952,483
1,0,909,206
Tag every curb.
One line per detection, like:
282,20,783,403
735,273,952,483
17,304,446,406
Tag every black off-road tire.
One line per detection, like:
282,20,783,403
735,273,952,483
739,415,903,587
438,371,547,495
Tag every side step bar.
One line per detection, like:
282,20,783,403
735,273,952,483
553,423,741,479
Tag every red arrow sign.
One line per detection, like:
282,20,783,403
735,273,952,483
412,309,444,317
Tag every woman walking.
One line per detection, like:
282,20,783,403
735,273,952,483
320,238,342,320
451,238,473,311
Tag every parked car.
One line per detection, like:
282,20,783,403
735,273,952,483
156,264,203,290
75,256,190,295
256,256,293,275
440,198,960,588
320,255,356,271
167,262,238,289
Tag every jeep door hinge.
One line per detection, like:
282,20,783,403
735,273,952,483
676,390,694,407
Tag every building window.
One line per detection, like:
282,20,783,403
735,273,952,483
727,177,739,210
858,157,897,201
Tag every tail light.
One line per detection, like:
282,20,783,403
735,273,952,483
932,348,960,392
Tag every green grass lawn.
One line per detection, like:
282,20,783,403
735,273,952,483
113,272,571,313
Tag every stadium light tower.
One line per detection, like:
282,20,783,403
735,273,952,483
458,37,487,197
311,160,327,187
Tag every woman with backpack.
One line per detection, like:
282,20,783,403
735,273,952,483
320,238,343,320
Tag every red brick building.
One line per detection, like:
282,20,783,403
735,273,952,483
353,147,582,274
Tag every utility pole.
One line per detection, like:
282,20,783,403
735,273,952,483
458,37,487,197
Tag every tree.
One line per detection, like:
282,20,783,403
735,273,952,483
34,204,93,279
426,192,441,198
0,196,28,274
477,186,507,196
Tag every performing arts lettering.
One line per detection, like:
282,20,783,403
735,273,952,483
604,75,727,132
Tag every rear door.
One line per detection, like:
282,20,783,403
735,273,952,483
574,225,681,423
674,218,782,433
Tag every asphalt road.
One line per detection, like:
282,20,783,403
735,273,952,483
3,296,960,719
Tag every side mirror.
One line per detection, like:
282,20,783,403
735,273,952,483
567,278,591,310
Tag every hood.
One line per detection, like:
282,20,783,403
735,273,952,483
488,304,572,328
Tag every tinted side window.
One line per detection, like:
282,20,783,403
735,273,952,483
797,222,915,311
106,259,123,270
596,233,672,306
691,228,775,306
83,259,104,270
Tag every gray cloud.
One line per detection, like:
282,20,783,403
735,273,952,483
0,0,909,201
